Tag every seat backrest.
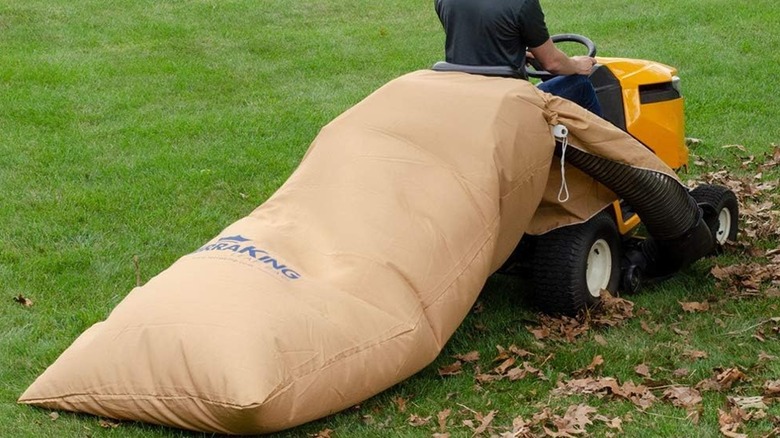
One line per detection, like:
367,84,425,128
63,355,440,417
431,61,525,79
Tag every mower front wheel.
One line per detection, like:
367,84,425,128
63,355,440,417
530,211,621,315
690,184,739,247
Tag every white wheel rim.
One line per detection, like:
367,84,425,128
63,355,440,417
586,239,612,298
716,207,732,244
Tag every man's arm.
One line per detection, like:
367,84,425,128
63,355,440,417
528,38,595,75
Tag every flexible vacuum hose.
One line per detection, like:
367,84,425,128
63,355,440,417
558,144,698,239
557,143,715,275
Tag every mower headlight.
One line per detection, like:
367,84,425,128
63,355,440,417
671,75,682,95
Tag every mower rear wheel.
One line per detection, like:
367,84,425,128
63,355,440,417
690,184,739,246
530,211,621,315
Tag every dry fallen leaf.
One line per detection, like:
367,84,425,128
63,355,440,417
393,396,407,412
640,320,659,334
764,380,780,397
697,368,747,392
98,419,120,429
408,414,432,427
718,407,748,438
495,357,516,375
437,408,451,433
49,412,59,421
634,363,651,378
758,352,777,362
679,301,710,313
545,404,597,437
472,410,497,435
571,355,604,379
438,361,463,377
663,386,703,410
728,396,767,410
13,294,33,307
683,350,709,360
311,428,333,438
454,351,480,363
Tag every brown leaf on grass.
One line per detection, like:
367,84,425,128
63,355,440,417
728,396,768,410
718,407,748,438
680,301,710,313
311,429,334,438
495,357,516,375
437,408,451,433
672,327,690,336
544,404,597,437
634,363,652,378
504,362,546,382
764,380,780,397
525,295,635,346
663,386,703,410
529,326,551,340
49,412,59,421
697,368,747,392
408,414,432,427
98,419,120,429
13,294,33,307
553,377,657,410
573,355,604,378
673,368,690,378
508,345,534,358
475,371,502,384
593,414,623,432
506,416,533,438
593,334,607,346
438,361,463,377
454,351,480,363
640,320,659,334
593,291,635,326
711,265,732,281
393,396,407,412
492,346,512,363
683,350,709,360
716,368,748,389
758,351,777,362
472,410,497,436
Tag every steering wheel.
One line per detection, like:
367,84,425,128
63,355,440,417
525,34,597,80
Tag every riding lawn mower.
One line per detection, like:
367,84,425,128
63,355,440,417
436,34,740,316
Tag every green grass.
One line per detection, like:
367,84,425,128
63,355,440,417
2,0,778,436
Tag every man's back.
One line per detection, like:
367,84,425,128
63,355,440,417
434,0,549,68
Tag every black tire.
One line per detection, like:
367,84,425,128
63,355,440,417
689,184,739,246
530,211,621,316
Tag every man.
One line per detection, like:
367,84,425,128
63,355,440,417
434,0,602,116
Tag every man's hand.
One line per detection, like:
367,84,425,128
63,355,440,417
571,55,597,75
529,39,596,76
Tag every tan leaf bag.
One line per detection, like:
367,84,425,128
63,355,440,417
19,71,675,434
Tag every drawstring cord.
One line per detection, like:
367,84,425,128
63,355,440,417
551,124,570,203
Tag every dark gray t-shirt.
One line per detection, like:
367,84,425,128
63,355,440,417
434,0,550,69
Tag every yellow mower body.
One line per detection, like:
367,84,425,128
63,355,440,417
591,57,689,234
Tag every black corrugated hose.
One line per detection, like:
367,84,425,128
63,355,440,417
557,143,715,276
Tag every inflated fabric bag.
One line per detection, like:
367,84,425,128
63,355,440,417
19,71,676,434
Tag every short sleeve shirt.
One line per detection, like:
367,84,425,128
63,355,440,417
434,0,550,69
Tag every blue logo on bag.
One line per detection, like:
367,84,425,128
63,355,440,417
193,235,301,280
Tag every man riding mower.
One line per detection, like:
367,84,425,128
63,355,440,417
434,34,739,315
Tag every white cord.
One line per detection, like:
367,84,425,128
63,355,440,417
551,124,570,203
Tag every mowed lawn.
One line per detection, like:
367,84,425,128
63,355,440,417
1,0,779,437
